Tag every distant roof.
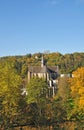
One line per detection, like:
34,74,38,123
28,66,58,73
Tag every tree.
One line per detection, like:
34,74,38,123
26,77,48,104
26,77,48,127
0,61,22,129
69,67,84,122
57,76,70,101
70,67,84,110
54,76,73,120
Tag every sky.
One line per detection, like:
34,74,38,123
0,0,84,57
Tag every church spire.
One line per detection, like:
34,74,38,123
41,55,44,67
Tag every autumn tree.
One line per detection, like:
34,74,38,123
70,67,84,109
0,61,23,129
69,67,84,121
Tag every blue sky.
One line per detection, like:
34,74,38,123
0,0,84,57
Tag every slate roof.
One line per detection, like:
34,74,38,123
28,66,58,73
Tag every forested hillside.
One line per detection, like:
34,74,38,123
0,52,84,130
0,52,84,77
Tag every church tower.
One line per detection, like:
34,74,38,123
41,55,44,68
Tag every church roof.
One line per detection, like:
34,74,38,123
28,66,58,73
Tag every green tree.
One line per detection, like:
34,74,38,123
54,76,74,121
57,76,70,101
26,77,48,127
26,77,48,104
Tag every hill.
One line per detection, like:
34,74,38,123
0,52,84,77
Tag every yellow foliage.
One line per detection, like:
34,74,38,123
69,67,84,111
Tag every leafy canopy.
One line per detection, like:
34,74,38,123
70,67,84,110
26,77,48,104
